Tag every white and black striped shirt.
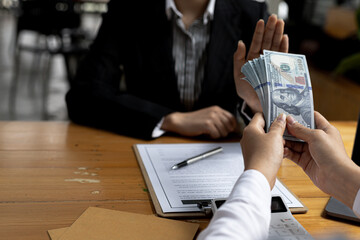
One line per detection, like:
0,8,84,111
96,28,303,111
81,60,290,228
152,0,216,138
166,0,215,110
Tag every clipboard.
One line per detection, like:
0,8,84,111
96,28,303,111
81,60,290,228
133,143,307,218
134,145,206,218
276,178,308,214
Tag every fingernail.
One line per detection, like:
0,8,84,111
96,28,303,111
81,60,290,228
277,113,286,122
287,115,296,125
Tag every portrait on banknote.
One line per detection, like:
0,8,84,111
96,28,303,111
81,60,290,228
271,87,312,127
241,50,315,141
266,51,314,129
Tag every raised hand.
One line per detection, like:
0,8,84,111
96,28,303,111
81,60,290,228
234,14,288,113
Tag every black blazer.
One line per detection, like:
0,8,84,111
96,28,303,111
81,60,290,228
66,0,268,139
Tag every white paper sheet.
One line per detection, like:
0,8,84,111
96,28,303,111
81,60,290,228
136,142,303,213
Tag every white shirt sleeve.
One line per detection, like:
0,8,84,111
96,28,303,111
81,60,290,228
352,188,360,218
151,118,166,138
197,169,272,240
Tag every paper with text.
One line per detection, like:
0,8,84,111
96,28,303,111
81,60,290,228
136,142,303,213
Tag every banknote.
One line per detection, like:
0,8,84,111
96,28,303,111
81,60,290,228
241,50,315,141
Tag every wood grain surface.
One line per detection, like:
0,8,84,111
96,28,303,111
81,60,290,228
0,121,358,239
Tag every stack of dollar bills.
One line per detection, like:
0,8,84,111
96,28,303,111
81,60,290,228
241,50,315,141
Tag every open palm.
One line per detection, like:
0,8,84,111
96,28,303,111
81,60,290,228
234,14,289,113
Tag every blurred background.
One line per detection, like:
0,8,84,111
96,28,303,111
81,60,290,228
0,0,359,121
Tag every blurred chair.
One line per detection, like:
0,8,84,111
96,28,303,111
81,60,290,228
9,0,91,120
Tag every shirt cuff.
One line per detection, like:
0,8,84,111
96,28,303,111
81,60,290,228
239,101,254,125
151,118,166,138
352,188,360,218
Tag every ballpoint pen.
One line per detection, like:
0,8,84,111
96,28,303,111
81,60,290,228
171,146,223,170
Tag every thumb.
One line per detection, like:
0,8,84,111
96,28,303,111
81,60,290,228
286,115,313,142
313,111,332,133
233,40,247,77
268,113,286,136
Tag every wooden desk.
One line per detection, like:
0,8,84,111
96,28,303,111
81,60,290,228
0,121,358,239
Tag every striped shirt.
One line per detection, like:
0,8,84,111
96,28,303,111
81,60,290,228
166,0,215,110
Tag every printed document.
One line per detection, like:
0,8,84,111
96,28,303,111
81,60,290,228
135,142,303,213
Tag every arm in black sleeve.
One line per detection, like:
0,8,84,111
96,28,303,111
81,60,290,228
65,0,174,140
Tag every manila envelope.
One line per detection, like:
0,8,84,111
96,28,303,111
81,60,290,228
48,207,199,240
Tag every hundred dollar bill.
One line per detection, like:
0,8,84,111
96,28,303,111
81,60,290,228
241,50,315,141
263,50,314,141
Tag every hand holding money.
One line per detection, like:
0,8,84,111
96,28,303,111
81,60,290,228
241,50,315,141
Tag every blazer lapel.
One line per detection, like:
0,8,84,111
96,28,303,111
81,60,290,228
145,1,181,108
200,0,243,104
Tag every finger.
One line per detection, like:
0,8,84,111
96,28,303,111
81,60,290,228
284,147,302,165
233,40,247,77
284,146,309,165
207,108,231,138
285,146,313,171
268,113,286,136
314,111,332,133
248,112,265,131
279,34,289,53
262,14,278,50
286,115,314,142
213,118,229,138
217,110,236,133
270,19,284,51
206,122,221,139
221,111,237,132
284,139,306,154
247,19,265,60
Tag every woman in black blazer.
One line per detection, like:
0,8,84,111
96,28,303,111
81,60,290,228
66,0,287,139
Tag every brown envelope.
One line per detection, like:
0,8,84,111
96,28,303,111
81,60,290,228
48,207,199,240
